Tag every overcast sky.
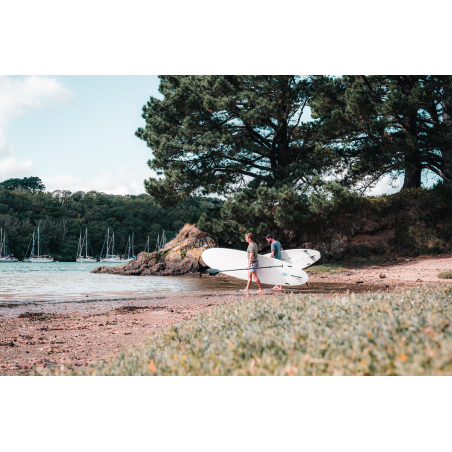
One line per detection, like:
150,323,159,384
0,75,438,197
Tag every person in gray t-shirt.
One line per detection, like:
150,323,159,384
266,233,284,290
243,233,263,292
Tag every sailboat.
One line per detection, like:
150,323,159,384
99,228,127,263
76,228,97,262
0,228,18,262
121,232,135,263
23,227,54,263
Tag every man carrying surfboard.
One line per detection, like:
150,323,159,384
266,234,284,290
243,233,263,292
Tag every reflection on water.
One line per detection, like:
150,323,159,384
0,262,375,303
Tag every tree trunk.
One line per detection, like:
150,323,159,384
402,166,422,190
401,104,422,190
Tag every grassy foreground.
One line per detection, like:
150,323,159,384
50,286,452,376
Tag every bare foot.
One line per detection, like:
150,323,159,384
240,289,249,292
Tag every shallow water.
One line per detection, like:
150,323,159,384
0,262,251,303
0,262,377,303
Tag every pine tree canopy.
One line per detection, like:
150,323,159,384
136,76,339,205
0,176,46,193
311,75,452,192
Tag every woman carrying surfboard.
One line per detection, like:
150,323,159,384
266,234,284,290
243,233,263,292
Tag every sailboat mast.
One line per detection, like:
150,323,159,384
86,228,88,258
30,231,36,258
37,227,40,259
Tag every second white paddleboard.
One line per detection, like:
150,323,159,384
263,248,321,269
202,248,308,286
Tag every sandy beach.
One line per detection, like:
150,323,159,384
1,255,451,375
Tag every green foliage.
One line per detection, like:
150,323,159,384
0,176,45,192
198,185,310,248
438,272,452,279
137,75,340,206
306,263,348,274
349,244,370,258
52,286,452,376
0,190,212,261
311,75,452,190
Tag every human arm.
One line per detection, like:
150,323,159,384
270,242,275,258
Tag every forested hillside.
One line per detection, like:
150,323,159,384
0,189,213,261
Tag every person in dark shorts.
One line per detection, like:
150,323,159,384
266,233,284,290
243,233,263,292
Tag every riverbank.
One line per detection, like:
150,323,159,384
306,254,452,286
1,255,451,375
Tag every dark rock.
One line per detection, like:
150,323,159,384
91,224,215,277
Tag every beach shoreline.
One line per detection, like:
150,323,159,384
1,255,451,375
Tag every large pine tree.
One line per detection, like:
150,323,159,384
136,76,338,205
310,75,452,192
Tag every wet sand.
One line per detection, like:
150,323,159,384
1,254,451,375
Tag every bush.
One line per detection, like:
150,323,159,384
349,244,369,258
47,286,452,376
372,242,385,255
438,272,452,279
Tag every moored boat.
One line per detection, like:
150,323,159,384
76,228,97,262
99,228,128,263
0,228,18,262
23,227,54,263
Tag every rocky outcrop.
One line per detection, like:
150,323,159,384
91,224,215,276
290,202,426,261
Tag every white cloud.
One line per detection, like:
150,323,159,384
0,75,73,127
0,156,35,180
0,129,14,157
41,166,157,195
0,76,73,181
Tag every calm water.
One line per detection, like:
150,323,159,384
0,262,246,303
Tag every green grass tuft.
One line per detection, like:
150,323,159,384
307,263,348,274
438,271,452,279
45,286,452,376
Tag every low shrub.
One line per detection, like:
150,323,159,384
307,263,348,274
47,286,452,376
438,272,452,279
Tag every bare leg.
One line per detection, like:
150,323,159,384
252,273,264,292
242,272,253,291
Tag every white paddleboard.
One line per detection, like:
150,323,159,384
263,249,321,269
202,248,308,286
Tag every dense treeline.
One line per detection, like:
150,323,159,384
0,188,213,261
